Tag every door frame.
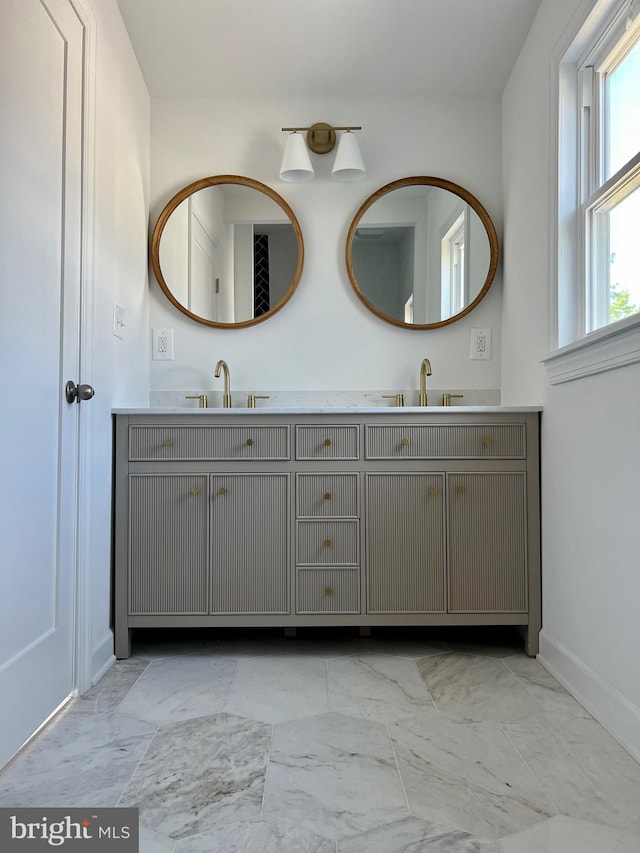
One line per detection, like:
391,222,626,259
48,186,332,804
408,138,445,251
69,0,99,696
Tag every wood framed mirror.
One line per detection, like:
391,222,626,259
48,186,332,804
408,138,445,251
346,176,499,329
151,175,304,329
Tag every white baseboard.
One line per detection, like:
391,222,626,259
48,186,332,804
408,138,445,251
90,629,115,688
539,629,640,764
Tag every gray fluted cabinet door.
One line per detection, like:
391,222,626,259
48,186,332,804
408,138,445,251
129,474,209,615
366,473,446,613
210,473,290,614
447,472,527,612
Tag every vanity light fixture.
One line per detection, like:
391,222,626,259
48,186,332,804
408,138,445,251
279,122,365,182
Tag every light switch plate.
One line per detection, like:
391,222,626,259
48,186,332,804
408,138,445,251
113,303,125,339
470,327,491,360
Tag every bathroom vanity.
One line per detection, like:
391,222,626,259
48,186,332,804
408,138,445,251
113,408,541,658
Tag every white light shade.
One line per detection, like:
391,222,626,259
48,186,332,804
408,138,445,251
279,132,314,182
331,131,366,181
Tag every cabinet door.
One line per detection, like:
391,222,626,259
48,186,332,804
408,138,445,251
129,474,209,615
447,473,527,612
210,473,290,614
366,473,446,613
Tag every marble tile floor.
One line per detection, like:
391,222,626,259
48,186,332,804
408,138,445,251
1,626,639,852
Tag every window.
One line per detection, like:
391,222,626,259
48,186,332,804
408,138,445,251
404,293,414,323
582,20,640,333
554,0,640,349
441,209,467,318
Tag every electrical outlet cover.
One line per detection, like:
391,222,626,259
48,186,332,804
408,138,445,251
470,327,491,360
152,328,174,360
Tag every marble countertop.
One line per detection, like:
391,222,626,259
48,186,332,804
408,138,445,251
112,406,543,415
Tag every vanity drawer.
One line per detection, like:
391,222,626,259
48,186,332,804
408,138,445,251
365,424,526,460
129,425,290,461
295,425,360,460
296,568,360,614
296,519,359,566
296,473,359,518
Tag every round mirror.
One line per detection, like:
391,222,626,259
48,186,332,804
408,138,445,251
151,175,304,328
346,176,498,329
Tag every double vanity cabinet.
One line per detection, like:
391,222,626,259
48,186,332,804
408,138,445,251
113,408,541,658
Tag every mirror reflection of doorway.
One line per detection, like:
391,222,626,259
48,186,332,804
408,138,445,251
252,223,298,319
352,226,415,323
253,233,270,317
189,201,219,321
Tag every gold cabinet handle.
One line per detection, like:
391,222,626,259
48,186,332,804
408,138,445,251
191,487,200,496
323,492,332,501
163,438,172,447
218,487,227,496
246,438,254,446
429,486,438,496
323,438,332,447
482,437,493,446
456,485,465,494
323,539,332,548
401,437,410,447
324,587,334,596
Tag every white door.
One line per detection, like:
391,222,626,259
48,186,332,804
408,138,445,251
0,0,86,767
189,203,220,321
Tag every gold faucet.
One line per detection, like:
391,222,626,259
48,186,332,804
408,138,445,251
214,359,232,408
418,358,432,406
442,393,464,407
382,393,405,407
185,394,208,408
247,394,270,408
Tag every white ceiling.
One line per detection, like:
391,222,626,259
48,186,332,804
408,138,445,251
116,0,542,98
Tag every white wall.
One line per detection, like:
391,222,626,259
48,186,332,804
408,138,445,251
502,0,640,759
80,0,150,683
149,95,503,401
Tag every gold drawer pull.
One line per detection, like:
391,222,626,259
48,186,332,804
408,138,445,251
191,487,200,496
246,438,254,446
456,485,465,494
429,486,438,496
482,437,493,446
401,437,410,447
163,438,172,447
218,487,227,496
324,587,334,596
323,492,332,501
323,539,332,548
323,438,332,447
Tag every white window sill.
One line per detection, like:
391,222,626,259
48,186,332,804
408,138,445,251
543,314,640,384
